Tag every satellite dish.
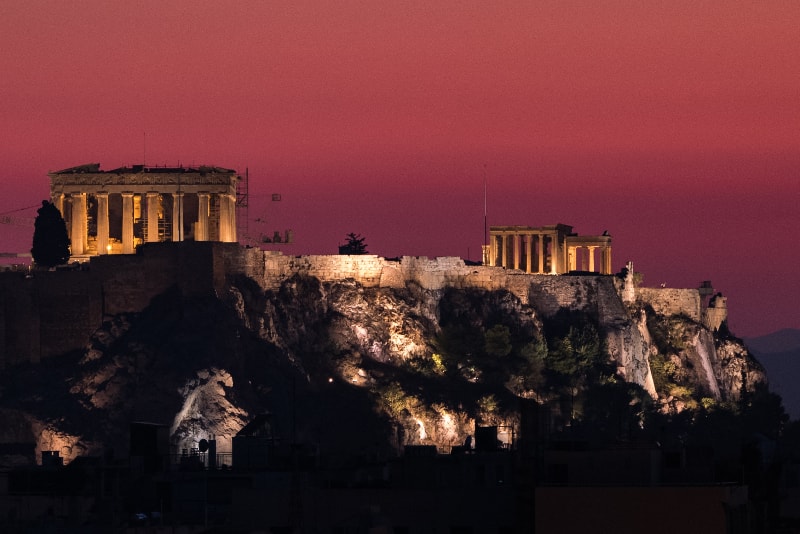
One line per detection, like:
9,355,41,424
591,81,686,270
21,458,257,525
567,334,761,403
198,439,209,453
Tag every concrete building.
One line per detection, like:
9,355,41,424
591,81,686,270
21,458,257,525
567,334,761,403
484,224,612,275
48,163,239,259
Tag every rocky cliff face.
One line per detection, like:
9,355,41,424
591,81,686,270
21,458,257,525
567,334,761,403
0,253,766,466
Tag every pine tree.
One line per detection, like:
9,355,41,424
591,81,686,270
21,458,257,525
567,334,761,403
31,200,70,268
338,233,368,255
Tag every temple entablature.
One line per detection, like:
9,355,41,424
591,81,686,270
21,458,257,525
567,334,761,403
484,224,612,275
49,163,240,259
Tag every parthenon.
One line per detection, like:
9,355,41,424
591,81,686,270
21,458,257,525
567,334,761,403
483,224,612,274
49,163,239,258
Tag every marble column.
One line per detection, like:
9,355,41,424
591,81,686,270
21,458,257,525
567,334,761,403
122,193,134,254
172,192,184,242
96,192,109,254
538,234,545,274
526,235,533,273
52,194,64,216
603,246,612,274
70,193,86,256
146,193,159,243
500,234,508,268
197,192,210,241
219,193,236,242
513,234,520,270
588,246,597,272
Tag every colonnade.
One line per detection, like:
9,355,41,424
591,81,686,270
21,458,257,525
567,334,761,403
49,164,239,257
485,224,612,275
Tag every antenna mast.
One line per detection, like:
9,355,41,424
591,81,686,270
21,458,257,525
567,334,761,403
483,164,488,249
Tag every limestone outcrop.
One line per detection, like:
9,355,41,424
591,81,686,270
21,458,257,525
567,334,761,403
0,244,766,465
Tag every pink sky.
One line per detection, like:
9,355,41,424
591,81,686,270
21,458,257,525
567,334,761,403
1,1,798,338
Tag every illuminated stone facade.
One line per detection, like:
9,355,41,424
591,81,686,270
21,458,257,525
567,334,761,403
484,224,612,275
49,164,239,258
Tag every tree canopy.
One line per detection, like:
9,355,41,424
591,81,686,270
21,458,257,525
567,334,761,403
338,233,368,255
31,200,70,268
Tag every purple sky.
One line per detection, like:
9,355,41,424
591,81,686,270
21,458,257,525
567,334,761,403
1,1,798,338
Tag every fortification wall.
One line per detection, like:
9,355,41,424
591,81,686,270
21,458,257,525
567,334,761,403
253,252,632,320
704,307,727,331
35,271,103,359
0,274,40,367
92,242,234,315
0,243,711,367
256,253,536,303
637,288,701,322
0,270,102,366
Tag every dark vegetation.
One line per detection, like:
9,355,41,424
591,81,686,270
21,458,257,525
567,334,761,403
338,232,368,255
30,200,70,268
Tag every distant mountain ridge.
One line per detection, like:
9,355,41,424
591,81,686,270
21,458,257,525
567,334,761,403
745,328,800,421
745,328,800,354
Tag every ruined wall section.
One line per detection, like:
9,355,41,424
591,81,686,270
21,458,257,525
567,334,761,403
251,253,641,320
0,270,102,366
92,242,232,315
35,272,103,359
636,288,701,322
256,253,537,304
0,244,710,369
0,274,41,367
525,276,606,318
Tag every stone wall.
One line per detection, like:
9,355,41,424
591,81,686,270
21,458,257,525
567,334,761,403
0,270,103,366
0,273,40,367
637,288,701,322
0,244,712,366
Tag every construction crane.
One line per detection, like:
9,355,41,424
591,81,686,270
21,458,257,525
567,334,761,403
235,170,293,246
0,205,38,260
244,193,294,246
0,204,37,228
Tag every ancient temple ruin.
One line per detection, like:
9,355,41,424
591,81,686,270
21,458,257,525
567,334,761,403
484,224,612,274
49,163,239,258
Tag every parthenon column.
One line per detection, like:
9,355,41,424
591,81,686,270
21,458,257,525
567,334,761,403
146,192,159,243
197,192,210,242
568,246,577,271
602,246,612,274
69,193,87,256
121,193,134,254
52,194,64,215
588,246,597,272
538,234,544,273
219,193,236,242
96,192,109,254
500,234,508,268
172,192,184,242
549,234,558,274
513,234,520,270
526,235,532,273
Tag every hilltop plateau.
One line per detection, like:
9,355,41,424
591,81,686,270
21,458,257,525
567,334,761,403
0,243,780,468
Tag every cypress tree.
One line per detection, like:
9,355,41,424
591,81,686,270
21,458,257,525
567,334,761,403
31,200,70,268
